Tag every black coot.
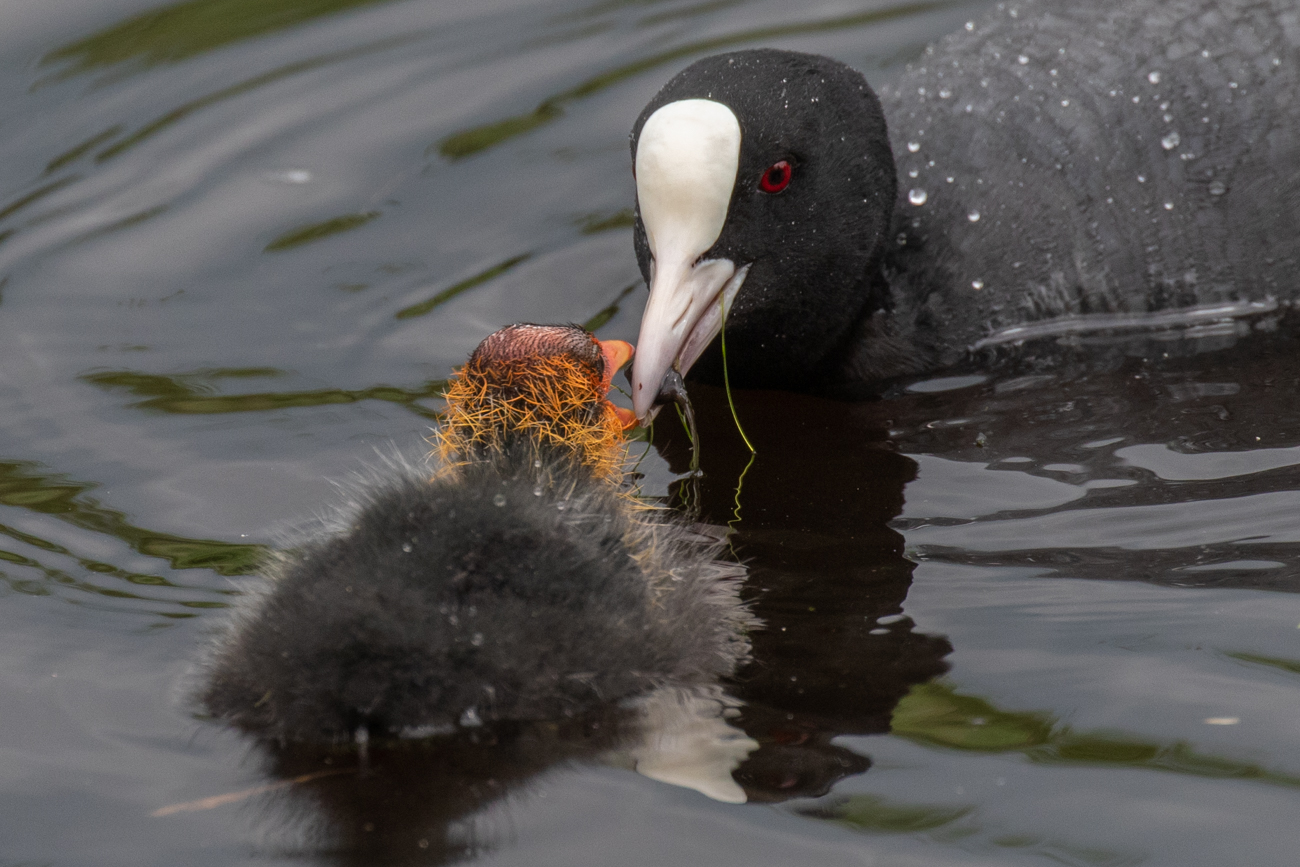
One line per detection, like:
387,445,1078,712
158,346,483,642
627,0,1300,417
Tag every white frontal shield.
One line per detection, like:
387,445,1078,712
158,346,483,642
631,98,745,420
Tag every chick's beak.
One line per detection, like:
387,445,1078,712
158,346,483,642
596,338,638,430
598,338,634,385
612,406,638,430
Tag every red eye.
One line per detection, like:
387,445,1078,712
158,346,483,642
759,160,792,193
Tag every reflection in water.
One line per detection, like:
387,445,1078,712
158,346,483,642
0,459,261,576
0,459,258,615
39,0,407,79
44,128,124,173
800,792,1145,866
82,367,449,420
396,254,533,320
618,685,756,803
885,334,1300,592
78,276,638,423
0,175,80,222
205,684,754,864
1226,652,1300,678
573,208,635,236
891,681,1300,786
266,212,382,253
786,677,1300,864
257,713,634,866
649,384,953,801
89,36,426,165
437,1,947,158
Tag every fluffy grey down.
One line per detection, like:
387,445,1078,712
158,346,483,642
200,448,754,743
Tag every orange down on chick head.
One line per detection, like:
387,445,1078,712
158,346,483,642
433,324,636,482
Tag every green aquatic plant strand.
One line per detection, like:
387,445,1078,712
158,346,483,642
675,403,701,475
719,294,755,454
727,449,756,548
719,292,754,537
628,439,653,479
623,417,656,491
664,406,702,517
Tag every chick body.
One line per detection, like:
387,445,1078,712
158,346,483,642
201,325,752,743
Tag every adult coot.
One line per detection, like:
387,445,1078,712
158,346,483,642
628,0,1300,418
200,324,753,743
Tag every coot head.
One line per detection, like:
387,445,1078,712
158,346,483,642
629,49,896,417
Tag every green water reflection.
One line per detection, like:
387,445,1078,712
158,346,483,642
45,128,124,174
794,678,1297,863
395,253,532,320
93,40,413,163
0,461,262,577
582,283,638,332
265,211,381,252
0,176,80,222
0,460,266,617
574,208,635,235
803,792,1144,866
892,682,1300,786
40,0,407,78
1225,651,1300,677
81,368,448,419
636,0,751,28
804,795,972,833
34,31,427,176
436,1,945,159
892,682,1054,751
80,273,638,421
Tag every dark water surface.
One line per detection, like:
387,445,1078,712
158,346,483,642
2,0,1298,864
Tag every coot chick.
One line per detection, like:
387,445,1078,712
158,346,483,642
627,0,1300,417
200,324,752,743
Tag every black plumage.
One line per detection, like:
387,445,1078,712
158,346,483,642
630,0,1300,397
